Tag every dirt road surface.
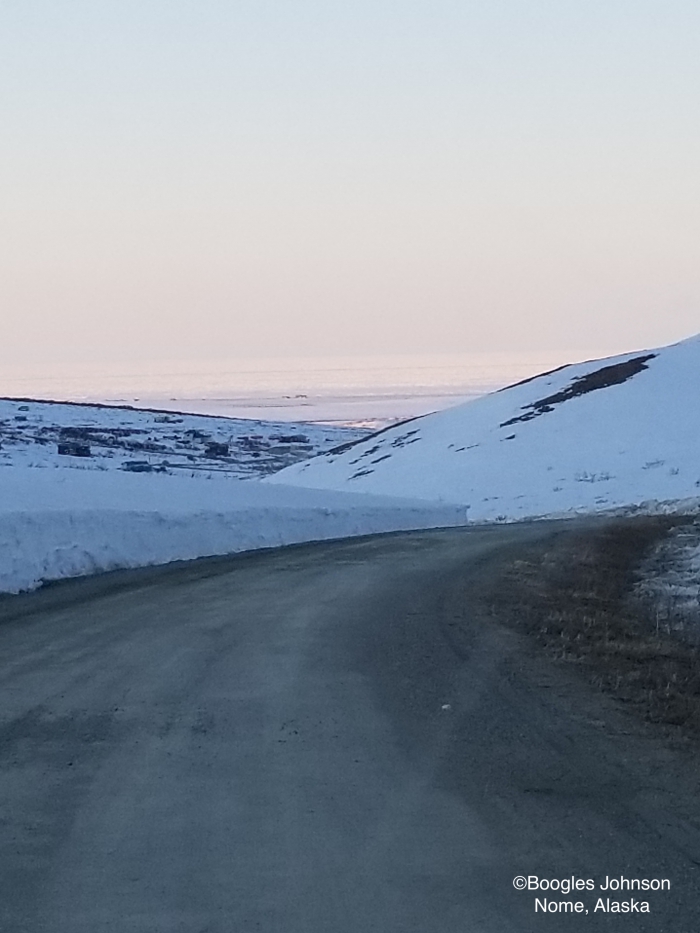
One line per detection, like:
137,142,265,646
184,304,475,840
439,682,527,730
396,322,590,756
1,523,698,931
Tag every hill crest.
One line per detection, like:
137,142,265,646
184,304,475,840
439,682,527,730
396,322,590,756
267,334,700,520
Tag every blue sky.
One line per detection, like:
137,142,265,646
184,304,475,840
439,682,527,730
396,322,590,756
1,1,699,364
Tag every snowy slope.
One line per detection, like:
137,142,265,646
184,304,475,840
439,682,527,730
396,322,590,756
0,398,368,478
0,468,465,594
267,334,700,520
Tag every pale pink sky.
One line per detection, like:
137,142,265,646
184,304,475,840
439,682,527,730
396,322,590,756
1,1,698,368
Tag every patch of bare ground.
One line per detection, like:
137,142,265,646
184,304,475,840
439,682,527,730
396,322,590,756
487,515,700,738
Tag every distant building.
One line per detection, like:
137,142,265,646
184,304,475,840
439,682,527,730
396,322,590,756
57,442,91,457
205,442,229,459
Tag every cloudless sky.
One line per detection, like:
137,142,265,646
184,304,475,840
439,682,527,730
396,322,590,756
1,1,699,365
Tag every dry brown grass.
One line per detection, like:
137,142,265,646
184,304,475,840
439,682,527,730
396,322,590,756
490,517,700,736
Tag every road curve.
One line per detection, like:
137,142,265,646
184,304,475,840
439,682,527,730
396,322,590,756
1,523,698,932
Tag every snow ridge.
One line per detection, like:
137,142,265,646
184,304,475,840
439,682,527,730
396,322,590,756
0,468,465,594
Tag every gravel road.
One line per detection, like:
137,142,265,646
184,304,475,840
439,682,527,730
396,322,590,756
1,523,698,931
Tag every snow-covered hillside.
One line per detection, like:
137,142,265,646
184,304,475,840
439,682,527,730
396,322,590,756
0,398,368,478
268,334,700,521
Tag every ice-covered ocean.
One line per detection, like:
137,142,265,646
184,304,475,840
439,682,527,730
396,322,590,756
3,351,584,427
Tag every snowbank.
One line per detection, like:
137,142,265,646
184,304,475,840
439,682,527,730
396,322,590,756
0,467,466,594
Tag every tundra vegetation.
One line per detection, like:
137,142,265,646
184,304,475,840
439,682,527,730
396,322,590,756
488,516,700,738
